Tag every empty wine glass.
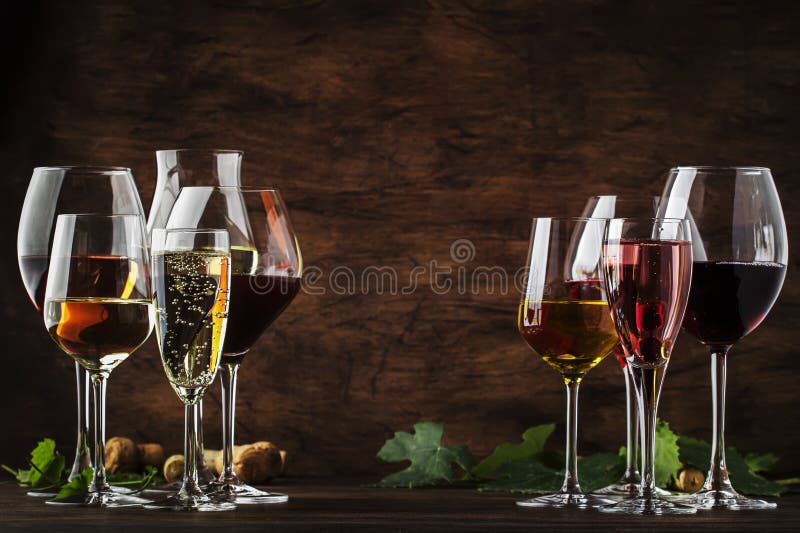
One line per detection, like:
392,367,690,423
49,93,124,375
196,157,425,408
43,215,153,508
658,167,788,510
600,218,696,515
516,217,619,508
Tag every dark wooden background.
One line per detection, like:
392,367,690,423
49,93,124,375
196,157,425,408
1,0,798,479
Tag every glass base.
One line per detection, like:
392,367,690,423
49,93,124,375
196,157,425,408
148,477,214,494
516,492,613,509
45,490,149,508
28,483,134,498
144,492,236,512
211,481,289,505
600,494,697,515
679,489,777,510
592,481,672,499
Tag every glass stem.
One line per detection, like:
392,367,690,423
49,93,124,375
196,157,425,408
88,372,109,494
560,378,581,494
196,400,207,474
632,366,662,500
622,365,640,483
220,362,240,485
180,401,202,495
705,348,733,492
68,362,92,481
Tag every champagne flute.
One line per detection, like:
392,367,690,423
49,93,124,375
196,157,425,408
516,217,619,508
164,186,302,504
145,229,235,512
658,167,788,510
18,166,146,496
600,218,696,515
43,215,153,507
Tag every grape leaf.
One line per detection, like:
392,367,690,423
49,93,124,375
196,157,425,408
54,468,92,500
745,453,779,475
577,453,626,492
376,422,474,488
2,439,66,488
654,420,682,488
471,424,555,478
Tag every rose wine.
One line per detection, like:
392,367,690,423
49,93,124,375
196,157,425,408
518,294,619,381
19,255,49,312
682,261,786,348
605,239,692,367
223,274,301,362
153,251,230,403
44,297,152,372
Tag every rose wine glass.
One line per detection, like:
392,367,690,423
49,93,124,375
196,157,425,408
516,217,619,508
600,217,696,515
43,215,153,507
147,149,243,489
658,167,788,510
164,186,302,504
145,229,235,512
18,166,146,497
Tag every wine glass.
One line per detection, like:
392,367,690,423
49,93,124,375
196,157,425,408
147,149,243,488
145,229,235,512
516,217,619,508
600,218,696,515
43,215,153,507
658,167,788,510
18,166,146,496
164,186,302,504
581,196,664,499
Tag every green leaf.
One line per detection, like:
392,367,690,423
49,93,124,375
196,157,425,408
725,447,783,497
54,468,92,500
471,424,555,478
376,422,474,488
745,453,779,475
479,458,562,494
577,453,626,493
676,435,710,472
1,464,31,485
654,420,682,488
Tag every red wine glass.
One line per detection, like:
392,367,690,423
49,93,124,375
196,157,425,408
600,218,696,515
517,218,619,508
164,186,302,505
658,167,788,510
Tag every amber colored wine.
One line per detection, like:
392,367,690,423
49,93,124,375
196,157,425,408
153,251,230,403
44,297,153,372
518,299,619,381
223,274,301,361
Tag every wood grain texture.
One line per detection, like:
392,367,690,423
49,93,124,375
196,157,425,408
1,0,799,479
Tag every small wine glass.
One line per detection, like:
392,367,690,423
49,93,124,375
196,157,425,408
43,215,153,508
658,167,788,510
600,218,696,515
145,229,235,512
516,217,619,508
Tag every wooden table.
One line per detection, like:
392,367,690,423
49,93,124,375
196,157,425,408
1,480,798,531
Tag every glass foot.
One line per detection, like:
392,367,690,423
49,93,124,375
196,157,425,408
679,489,777,510
600,494,697,515
592,481,672,499
27,483,134,498
211,481,288,505
147,478,213,494
517,492,613,509
144,492,236,512
45,490,149,508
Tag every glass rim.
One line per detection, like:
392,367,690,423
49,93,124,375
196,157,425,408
607,217,687,223
531,216,607,223
34,165,131,174
670,165,769,173
157,227,230,235
155,148,243,156
215,185,280,192
56,213,142,220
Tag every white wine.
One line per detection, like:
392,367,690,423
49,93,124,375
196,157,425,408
45,297,153,373
153,250,230,404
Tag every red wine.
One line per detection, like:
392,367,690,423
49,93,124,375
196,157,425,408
222,274,301,361
605,239,692,367
682,261,786,348
19,255,49,312
613,345,627,368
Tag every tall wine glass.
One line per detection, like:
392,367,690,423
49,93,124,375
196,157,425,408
165,186,302,504
658,167,788,510
18,166,146,495
600,218,696,515
43,215,153,507
147,149,243,487
581,196,663,499
516,217,619,508
145,229,235,512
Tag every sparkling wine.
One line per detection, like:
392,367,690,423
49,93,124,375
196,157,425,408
605,239,692,367
518,291,619,380
19,255,49,312
153,251,230,403
44,297,152,372
223,274,301,361
682,261,786,348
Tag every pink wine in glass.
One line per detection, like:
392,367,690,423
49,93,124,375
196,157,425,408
606,239,692,367
682,261,786,348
